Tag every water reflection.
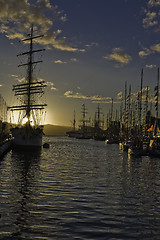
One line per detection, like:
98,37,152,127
0,150,41,239
0,137,160,239
120,154,160,239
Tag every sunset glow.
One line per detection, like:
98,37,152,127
0,0,160,126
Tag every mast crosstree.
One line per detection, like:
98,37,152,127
8,25,47,125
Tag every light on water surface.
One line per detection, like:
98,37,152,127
0,136,160,239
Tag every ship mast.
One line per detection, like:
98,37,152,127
8,25,47,125
154,67,159,135
81,104,87,130
73,109,76,131
27,25,33,120
155,68,159,120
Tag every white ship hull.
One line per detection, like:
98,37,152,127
11,125,43,149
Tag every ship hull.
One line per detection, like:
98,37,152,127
11,125,43,149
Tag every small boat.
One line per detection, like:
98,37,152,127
43,142,49,148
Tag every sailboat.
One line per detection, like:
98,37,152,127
66,110,80,138
94,104,106,141
8,25,47,149
148,68,160,157
76,104,93,139
119,82,131,151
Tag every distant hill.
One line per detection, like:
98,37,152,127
43,124,73,136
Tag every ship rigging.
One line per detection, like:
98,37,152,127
8,25,47,148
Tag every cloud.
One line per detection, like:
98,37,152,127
0,1,53,31
70,58,78,62
46,81,57,91
150,43,160,52
9,74,47,85
0,0,84,52
10,74,19,78
115,88,156,104
50,86,57,91
18,77,26,83
85,42,99,48
125,87,157,104
139,43,160,58
145,64,156,68
142,11,158,28
64,88,157,105
115,89,151,102
104,47,132,65
54,60,66,64
60,14,67,22
37,30,85,51
105,53,131,64
112,47,123,53
148,0,160,6
138,47,153,58
142,1,160,31
54,58,79,64
64,91,112,103
10,76,57,90
9,74,26,82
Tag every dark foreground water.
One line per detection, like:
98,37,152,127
0,136,160,240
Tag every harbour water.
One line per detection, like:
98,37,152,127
0,136,160,239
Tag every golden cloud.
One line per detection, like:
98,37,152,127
0,0,84,52
145,64,156,68
46,81,57,91
151,43,160,52
139,48,153,58
104,47,132,65
148,0,160,6
107,53,132,64
139,43,160,59
54,60,66,64
64,91,112,102
143,11,158,28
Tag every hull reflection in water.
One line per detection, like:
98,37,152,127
0,136,160,240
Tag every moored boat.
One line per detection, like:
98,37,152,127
148,68,160,157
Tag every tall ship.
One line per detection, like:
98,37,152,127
94,104,106,141
8,25,47,149
66,110,79,138
76,104,93,139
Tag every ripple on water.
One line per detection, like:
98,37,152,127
0,136,160,239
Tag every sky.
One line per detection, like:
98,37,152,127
0,0,160,126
